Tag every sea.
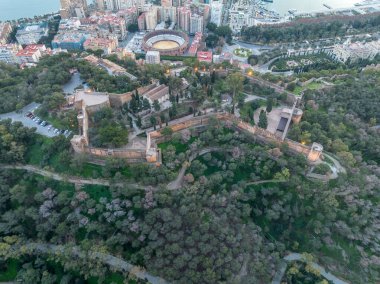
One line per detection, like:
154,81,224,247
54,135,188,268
0,0,364,21
266,0,362,16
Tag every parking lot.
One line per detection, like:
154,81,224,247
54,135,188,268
0,103,71,138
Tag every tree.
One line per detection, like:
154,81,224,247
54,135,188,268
161,127,173,136
205,34,219,48
98,124,128,147
226,72,244,114
143,98,151,110
153,100,160,111
258,110,268,129
150,116,157,130
286,82,297,92
206,22,217,32
266,98,273,113
127,23,139,32
215,25,232,38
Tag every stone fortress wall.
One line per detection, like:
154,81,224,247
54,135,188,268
70,86,322,164
146,113,323,163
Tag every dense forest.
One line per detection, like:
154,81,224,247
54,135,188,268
241,14,380,43
0,51,379,284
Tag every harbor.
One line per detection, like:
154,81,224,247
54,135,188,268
268,0,380,17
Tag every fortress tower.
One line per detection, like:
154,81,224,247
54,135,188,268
307,142,323,162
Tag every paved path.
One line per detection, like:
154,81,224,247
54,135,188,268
13,243,168,284
0,164,111,186
272,253,349,284
246,179,286,186
323,152,346,175
0,164,147,190
0,103,58,138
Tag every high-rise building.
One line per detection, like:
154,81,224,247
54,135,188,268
210,0,223,26
138,13,146,30
145,7,158,30
172,0,182,7
96,0,115,11
159,6,177,24
177,7,191,32
190,13,203,35
0,23,12,45
117,7,138,26
60,0,87,18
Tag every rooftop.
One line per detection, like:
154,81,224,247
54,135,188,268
75,91,109,107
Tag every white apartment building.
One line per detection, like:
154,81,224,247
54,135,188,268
210,1,223,26
146,50,160,64
331,40,380,63
0,44,22,64
190,14,204,35
16,24,48,45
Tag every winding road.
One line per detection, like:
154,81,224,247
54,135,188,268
9,242,167,284
272,253,349,284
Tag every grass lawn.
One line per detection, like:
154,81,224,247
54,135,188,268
293,82,323,96
0,259,19,281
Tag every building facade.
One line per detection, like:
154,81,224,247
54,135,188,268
52,32,87,50
0,23,12,45
83,36,118,54
0,44,22,64
16,44,46,64
146,50,160,64
60,0,88,18
190,13,204,34
177,6,191,32
16,23,48,45
145,7,158,30
210,1,223,26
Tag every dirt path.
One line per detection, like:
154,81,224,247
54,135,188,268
246,179,286,186
10,242,168,284
0,164,147,190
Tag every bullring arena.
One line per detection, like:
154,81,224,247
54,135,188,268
142,30,189,56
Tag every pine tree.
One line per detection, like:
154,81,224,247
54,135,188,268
266,98,273,113
258,110,268,129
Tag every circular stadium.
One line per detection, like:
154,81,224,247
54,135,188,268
142,30,189,56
